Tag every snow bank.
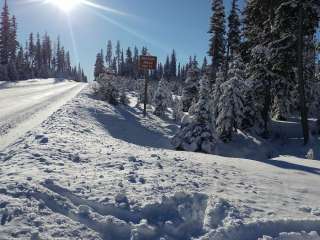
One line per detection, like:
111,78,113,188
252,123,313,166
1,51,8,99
259,231,320,240
198,219,320,240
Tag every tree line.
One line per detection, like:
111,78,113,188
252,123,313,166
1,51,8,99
93,40,210,84
0,0,87,82
173,0,319,152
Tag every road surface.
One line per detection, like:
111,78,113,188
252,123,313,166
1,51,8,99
0,79,85,151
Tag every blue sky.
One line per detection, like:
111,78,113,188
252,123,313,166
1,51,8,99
4,0,245,80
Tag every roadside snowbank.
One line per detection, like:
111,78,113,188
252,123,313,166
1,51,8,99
1,86,320,239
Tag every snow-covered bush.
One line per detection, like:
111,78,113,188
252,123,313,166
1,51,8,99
172,97,184,122
181,65,200,112
119,88,129,105
153,78,171,117
172,123,216,154
96,73,119,104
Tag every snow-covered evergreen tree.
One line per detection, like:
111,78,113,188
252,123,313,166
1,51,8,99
94,51,105,79
181,64,200,112
106,40,112,67
246,45,273,135
172,97,184,122
215,55,246,142
193,69,211,123
208,0,226,78
153,78,171,117
227,0,241,58
210,69,224,127
172,68,216,154
0,0,10,65
0,64,8,81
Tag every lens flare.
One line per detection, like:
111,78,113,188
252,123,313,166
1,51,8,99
45,0,81,13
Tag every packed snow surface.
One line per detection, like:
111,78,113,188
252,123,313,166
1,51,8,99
0,79,85,150
0,84,319,239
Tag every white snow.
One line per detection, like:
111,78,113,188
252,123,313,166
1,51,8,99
0,79,85,150
0,84,319,239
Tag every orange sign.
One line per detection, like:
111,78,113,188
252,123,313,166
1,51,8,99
139,55,157,70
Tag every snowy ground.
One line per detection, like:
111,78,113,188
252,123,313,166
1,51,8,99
0,79,85,151
0,85,320,240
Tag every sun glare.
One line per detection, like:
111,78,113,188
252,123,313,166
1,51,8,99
46,0,81,13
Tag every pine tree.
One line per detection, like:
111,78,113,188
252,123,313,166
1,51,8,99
227,0,241,59
181,63,200,112
215,55,246,142
201,56,208,74
208,0,226,81
106,40,112,67
170,49,177,80
0,0,10,65
153,78,171,117
194,68,211,123
172,97,184,122
34,33,42,77
164,55,170,80
115,40,121,74
120,49,124,76
7,60,18,81
0,64,8,81
9,15,17,62
172,68,216,153
141,46,148,56
242,0,276,136
16,46,25,79
133,46,139,78
28,33,35,75
125,47,133,77
94,51,105,79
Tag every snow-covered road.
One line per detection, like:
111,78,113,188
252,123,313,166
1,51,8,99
0,79,85,150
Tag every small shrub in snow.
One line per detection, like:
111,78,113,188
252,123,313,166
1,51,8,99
306,149,314,160
172,123,216,154
119,88,129,105
96,73,119,104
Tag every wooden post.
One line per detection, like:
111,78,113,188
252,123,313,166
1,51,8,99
143,70,148,117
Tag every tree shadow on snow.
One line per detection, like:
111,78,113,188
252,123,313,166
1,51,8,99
86,104,178,149
255,159,320,176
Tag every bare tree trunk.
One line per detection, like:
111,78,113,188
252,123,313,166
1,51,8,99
297,4,309,145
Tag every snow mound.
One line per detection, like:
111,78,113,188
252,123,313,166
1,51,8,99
198,219,320,240
259,231,320,240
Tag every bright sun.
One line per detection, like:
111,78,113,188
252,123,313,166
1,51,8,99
46,0,82,13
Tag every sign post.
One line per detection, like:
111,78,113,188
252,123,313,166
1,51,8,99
139,55,157,117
